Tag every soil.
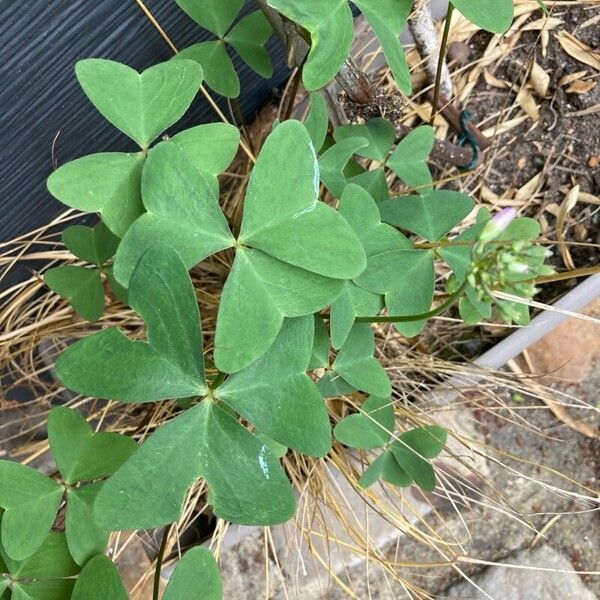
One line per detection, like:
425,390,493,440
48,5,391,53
464,3,600,278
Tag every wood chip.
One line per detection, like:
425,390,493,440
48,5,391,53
556,31,600,71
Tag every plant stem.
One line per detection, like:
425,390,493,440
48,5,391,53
430,2,454,125
355,281,467,323
153,524,172,600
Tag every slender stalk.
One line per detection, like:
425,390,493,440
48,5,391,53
430,2,454,125
153,524,172,600
355,281,467,324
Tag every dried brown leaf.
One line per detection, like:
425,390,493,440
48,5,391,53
556,185,579,270
559,70,588,86
565,79,597,95
517,88,539,121
556,31,600,71
529,61,550,97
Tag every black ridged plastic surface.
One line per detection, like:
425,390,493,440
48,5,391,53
0,0,290,241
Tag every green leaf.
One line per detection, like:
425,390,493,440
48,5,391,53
95,402,295,529
358,450,411,488
62,223,119,266
317,371,357,397
104,267,129,305
319,137,369,198
44,266,104,322
2,532,79,579
379,190,474,242
0,462,63,561
175,0,242,37
65,484,108,566
356,0,412,94
75,58,203,148
451,0,514,34
215,121,365,373
165,123,240,178
304,92,329,153
269,0,353,91
334,395,394,449
71,555,127,600
239,122,365,279
256,433,288,459
348,168,389,203
330,282,383,350
163,547,222,600
47,407,137,483
459,295,490,324
219,317,332,457
56,246,207,402
11,580,75,600
225,11,273,78
387,126,434,190
360,249,434,337
47,153,144,238
309,315,330,369
177,41,240,98
332,324,391,397
334,119,395,162
214,248,344,373
113,143,234,286
337,184,411,290
390,425,447,492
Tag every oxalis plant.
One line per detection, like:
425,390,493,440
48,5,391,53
1,0,555,597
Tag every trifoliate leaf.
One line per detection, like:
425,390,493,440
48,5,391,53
47,153,144,238
113,143,234,286
379,190,474,242
332,324,391,397
225,11,273,78
359,450,411,488
163,547,222,600
330,282,383,350
390,425,447,492
56,246,208,402
219,317,332,457
0,462,63,561
451,0,514,34
62,222,119,266
319,137,369,198
334,395,394,449
47,407,136,483
95,401,295,529
75,59,204,148
177,41,240,98
71,555,128,600
175,0,243,37
44,266,105,322
387,126,434,191
215,121,365,373
334,118,395,163
348,168,389,203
